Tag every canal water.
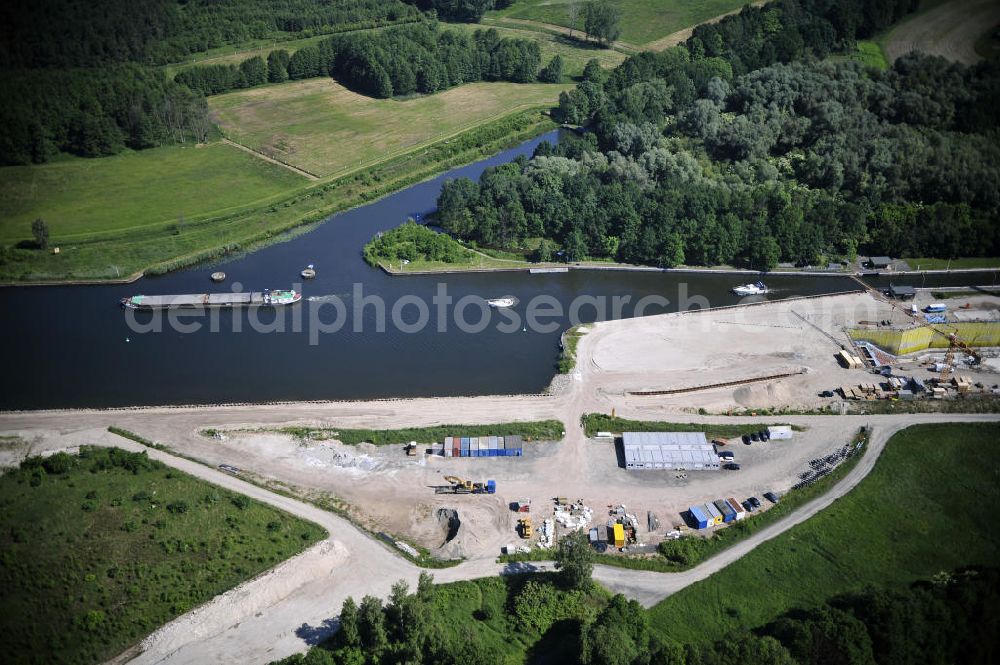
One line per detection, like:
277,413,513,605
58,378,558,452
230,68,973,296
1,130,995,410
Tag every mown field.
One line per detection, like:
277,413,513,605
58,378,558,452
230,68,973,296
649,422,1000,644
488,0,748,46
0,142,305,246
0,446,326,665
209,79,571,178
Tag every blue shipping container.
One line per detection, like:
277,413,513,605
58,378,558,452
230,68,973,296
689,505,710,529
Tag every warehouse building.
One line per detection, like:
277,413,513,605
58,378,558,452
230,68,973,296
621,432,720,470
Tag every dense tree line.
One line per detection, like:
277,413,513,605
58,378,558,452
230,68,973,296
0,65,209,164
434,0,1000,268
271,565,1000,665
0,0,424,68
176,22,544,99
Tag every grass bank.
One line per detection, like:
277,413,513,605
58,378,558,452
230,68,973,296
905,256,1000,270
648,422,1000,644
0,106,557,283
558,325,588,373
580,413,800,441
271,420,566,445
0,446,325,665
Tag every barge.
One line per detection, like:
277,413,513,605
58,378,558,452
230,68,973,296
121,288,301,310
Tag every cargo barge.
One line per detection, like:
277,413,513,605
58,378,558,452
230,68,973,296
121,288,301,310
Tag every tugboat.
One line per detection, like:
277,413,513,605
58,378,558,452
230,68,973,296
731,281,768,296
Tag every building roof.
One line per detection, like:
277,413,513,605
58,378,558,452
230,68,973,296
870,256,892,265
621,432,718,469
889,284,917,296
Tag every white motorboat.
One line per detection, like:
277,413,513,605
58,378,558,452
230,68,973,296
731,281,768,296
487,297,517,308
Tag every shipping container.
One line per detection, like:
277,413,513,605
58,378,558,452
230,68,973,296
613,523,625,548
444,441,452,458
688,505,710,529
589,528,599,544
598,526,608,543
726,497,745,520
714,499,736,523
461,437,470,449
705,502,723,526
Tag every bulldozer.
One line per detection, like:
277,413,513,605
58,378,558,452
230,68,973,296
436,475,497,495
518,516,533,539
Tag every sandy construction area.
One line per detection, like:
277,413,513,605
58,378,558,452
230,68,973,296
884,0,1000,65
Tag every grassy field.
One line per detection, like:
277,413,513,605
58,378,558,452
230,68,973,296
209,79,570,178
0,446,326,665
648,422,1000,644
0,142,305,246
905,256,1000,269
0,105,556,282
262,419,566,445
580,414,798,441
837,40,889,69
488,0,748,46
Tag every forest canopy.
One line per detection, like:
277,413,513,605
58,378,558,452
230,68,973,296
435,0,1000,268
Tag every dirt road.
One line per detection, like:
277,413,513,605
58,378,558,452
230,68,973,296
883,0,1000,65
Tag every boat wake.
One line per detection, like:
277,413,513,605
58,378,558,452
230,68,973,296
307,293,353,303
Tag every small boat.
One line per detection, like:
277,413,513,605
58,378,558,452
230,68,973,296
301,264,316,279
731,281,768,296
210,271,226,282
487,297,517,308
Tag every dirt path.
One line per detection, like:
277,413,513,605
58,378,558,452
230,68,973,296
221,137,320,181
883,0,1000,65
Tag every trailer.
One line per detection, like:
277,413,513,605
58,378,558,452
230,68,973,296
688,504,710,529
767,426,793,440
714,499,736,523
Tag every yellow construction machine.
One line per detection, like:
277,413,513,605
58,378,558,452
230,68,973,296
436,475,497,494
518,516,533,539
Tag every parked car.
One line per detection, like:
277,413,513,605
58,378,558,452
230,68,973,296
763,491,780,504
759,430,770,441
819,390,835,398
723,463,741,471
742,500,756,512
718,451,735,461
742,434,752,445
747,496,761,509
750,432,760,442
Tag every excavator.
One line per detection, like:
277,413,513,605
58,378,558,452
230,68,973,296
435,475,497,495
